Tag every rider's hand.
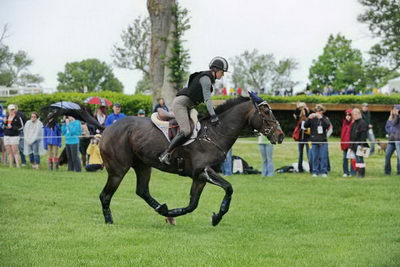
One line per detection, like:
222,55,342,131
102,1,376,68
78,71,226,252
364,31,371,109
211,115,219,126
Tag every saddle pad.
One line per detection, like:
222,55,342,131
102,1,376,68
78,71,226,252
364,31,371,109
151,109,201,146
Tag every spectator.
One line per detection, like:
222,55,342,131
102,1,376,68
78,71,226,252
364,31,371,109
23,112,45,169
105,103,126,127
0,104,5,164
293,102,311,173
3,104,24,168
303,104,332,177
340,109,355,177
43,123,62,170
79,122,92,167
85,134,103,172
237,87,242,96
350,108,368,178
14,105,28,166
153,98,169,112
94,106,107,129
361,103,376,155
258,134,274,177
137,109,146,117
222,87,227,96
384,105,400,175
61,116,82,172
221,148,233,176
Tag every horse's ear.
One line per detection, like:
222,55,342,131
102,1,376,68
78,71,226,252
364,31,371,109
248,91,264,105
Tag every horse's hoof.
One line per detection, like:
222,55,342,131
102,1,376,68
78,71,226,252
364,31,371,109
211,212,221,226
155,203,169,216
165,217,176,225
105,220,113,224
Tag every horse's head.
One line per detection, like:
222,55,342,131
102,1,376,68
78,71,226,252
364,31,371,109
248,92,284,144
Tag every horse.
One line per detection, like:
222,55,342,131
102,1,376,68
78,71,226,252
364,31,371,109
95,95,284,226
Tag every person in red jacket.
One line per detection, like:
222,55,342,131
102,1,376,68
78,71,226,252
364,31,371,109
340,109,355,177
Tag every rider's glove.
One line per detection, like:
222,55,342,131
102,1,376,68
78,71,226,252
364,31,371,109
211,115,219,126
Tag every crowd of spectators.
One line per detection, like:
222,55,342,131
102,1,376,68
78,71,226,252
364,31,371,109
1,98,399,179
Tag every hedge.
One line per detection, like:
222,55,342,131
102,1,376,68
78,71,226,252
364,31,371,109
4,92,398,138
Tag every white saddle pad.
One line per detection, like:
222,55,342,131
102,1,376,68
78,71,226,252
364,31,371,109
151,109,201,146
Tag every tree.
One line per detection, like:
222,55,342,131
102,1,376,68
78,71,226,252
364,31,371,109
0,49,43,87
364,63,400,88
271,58,299,92
230,49,276,94
57,58,123,93
358,0,400,71
112,16,150,75
309,34,365,92
0,24,43,87
166,3,191,91
147,0,176,105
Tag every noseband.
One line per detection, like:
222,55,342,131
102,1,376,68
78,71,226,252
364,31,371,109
255,101,280,137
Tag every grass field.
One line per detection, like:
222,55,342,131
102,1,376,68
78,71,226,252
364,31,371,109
1,138,400,266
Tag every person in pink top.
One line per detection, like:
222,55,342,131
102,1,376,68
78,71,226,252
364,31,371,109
340,109,355,177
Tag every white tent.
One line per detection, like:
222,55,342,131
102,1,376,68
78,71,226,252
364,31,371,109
387,77,400,93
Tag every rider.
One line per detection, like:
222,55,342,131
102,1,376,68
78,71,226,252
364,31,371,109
159,56,229,165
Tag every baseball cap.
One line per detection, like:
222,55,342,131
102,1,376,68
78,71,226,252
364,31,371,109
113,103,121,107
137,109,145,114
8,104,16,110
362,103,368,107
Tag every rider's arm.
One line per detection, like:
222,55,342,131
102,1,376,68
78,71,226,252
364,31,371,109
200,76,216,117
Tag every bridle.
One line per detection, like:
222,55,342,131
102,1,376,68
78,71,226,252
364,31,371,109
254,101,280,137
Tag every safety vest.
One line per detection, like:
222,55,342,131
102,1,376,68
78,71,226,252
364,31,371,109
176,71,215,105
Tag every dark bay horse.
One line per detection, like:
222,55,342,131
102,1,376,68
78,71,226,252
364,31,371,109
97,95,284,226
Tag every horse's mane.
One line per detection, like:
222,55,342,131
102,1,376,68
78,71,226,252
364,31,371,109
201,96,250,120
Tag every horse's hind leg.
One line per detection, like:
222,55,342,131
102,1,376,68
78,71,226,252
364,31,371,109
99,166,129,224
203,167,233,226
134,165,206,217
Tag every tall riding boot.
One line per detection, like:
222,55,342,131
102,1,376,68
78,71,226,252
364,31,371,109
159,132,188,165
48,159,53,171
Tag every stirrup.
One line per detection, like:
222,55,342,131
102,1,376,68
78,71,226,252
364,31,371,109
159,151,171,165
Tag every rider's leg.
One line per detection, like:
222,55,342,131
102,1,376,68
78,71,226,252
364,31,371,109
159,96,192,165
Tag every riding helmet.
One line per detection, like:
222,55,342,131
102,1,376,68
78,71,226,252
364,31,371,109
209,57,229,72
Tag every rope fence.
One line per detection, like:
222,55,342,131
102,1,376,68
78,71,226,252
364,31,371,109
0,135,397,144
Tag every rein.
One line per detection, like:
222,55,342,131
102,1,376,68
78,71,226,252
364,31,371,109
198,125,227,157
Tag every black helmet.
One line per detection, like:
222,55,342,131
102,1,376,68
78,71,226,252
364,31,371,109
209,56,229,72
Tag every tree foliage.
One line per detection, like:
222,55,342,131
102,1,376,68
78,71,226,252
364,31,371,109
166,3,191,90
230,49,298,94
271,58,299,91
112,16,150,76
0,49,43,87
115,1,190,100
0,25,43,87
309,34,365,92
358,0,400,71
57,59,123,93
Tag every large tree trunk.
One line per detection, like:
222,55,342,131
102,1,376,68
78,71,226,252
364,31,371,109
147,0,176,106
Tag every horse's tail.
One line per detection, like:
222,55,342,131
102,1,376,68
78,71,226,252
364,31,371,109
42,103,105,131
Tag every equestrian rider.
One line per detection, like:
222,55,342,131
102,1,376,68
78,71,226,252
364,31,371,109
159,56,229,165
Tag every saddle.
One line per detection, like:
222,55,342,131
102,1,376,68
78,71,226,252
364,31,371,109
151,108,201,146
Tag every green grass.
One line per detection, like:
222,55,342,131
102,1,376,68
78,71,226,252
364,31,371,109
1,138,400,266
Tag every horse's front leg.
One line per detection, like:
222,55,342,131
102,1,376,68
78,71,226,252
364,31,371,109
204,167,234,226
164,179,206,217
